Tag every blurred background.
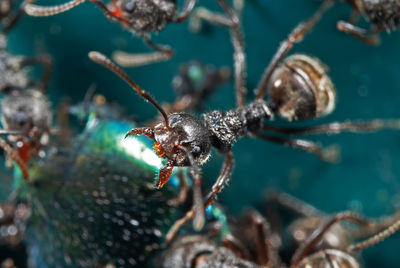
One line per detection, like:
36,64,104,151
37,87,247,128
3,0,400,266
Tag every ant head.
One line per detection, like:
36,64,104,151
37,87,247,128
1,88,52,142
153,113,211,166
267,54,336,121
297,249,359,268
108,0,177,32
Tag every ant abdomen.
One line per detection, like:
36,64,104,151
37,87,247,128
297,249,359,268
154,113,211,166
268,54,336,121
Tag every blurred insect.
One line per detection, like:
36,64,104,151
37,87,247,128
265,192,400,268
88,0,400,243
0,33,52,180
23,0,199,67
336,0,400,45
160,208,280,268
164,60,230,114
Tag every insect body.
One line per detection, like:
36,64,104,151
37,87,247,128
23,0,198,67
0,35,52,180
338,0,400,44
89,0,400,242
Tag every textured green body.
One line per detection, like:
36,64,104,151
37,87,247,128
19,116,177,267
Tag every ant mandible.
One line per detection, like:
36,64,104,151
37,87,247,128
89,0,400,243
23,0,198,67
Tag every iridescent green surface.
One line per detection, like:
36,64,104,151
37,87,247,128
3,0,400,267
18,116,178,267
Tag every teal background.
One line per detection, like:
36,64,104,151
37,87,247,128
4,0,400,266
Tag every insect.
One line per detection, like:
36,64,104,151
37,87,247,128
9,99,182,267
0,32,52,180
160,208,280,268
23,0,199,67
88,0,400,243
336,0,400,45
265,192,400,268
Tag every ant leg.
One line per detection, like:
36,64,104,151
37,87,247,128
2,6,25,33
158,159,175,188
165,151,233,243
174,0,198,23
190,1,246,107
347,218,400,253
291,211,371,267
265,191,323,217
24,0,86,17
112,34,174,67
168,168,189,206
0,137,28,181
255,0,334,100
254,132,339,163
337,20,381,45
263,119,400,135
19,55,52,92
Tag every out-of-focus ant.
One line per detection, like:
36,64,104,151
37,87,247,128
336,0,400,45
23,0,199,67
265,192,400,268
89,0,400,243
0,26,52,180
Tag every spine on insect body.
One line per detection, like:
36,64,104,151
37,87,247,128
203,99,272,152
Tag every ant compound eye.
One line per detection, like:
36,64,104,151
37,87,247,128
124,0,137,13
268,54,336,121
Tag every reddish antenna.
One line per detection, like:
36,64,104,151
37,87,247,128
88,51,170,129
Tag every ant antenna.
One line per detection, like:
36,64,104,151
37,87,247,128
347,218,400,253
88,51,170,129
24,0,86,17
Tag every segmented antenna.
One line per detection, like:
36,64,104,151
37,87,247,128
347,218,400,253
24,0,86,17
88,51,170,129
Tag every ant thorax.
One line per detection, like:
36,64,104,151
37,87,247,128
109,0,177,33
203,99,272,153
1,88,52,145
361,0,400,31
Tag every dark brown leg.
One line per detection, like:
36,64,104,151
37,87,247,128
165,151,233,243
347,218,400,253
337,20,381,45
174,0,198,23
168,168,189,206
255,132,339,163
291,211,372,267
263,119,400,135
191,0,247,107
2,6,25,33
19,55,52,92
112,34,174,67
265,191,322,217
255,0,334,99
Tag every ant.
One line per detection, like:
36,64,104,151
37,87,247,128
335,0,400,45
265,192,400,268
0,28,52,180
23,0,199,67
89,0,400,244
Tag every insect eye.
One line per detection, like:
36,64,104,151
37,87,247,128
124,0,137,13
